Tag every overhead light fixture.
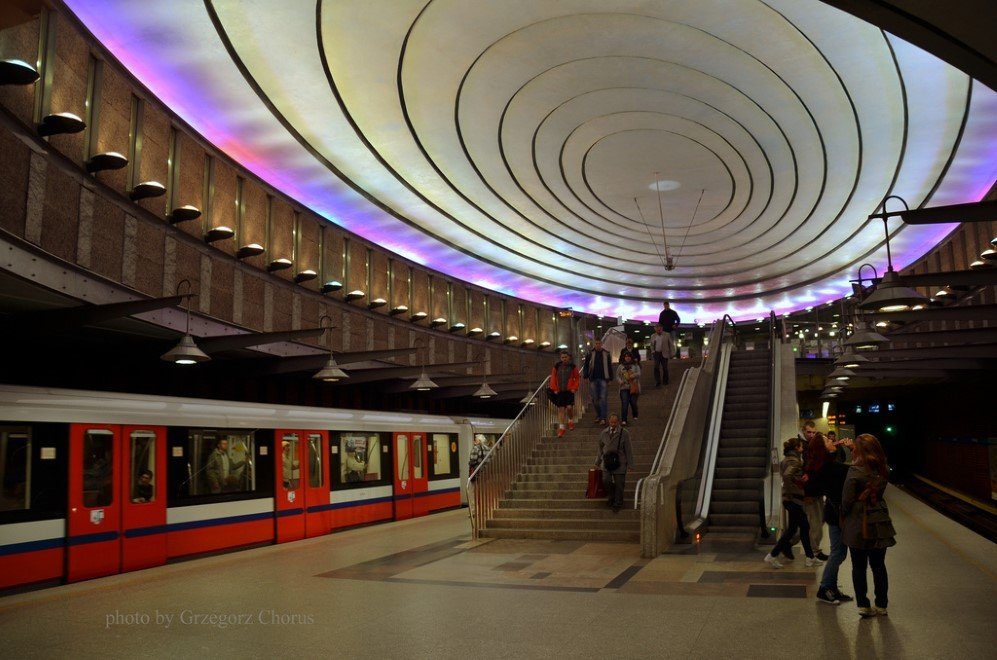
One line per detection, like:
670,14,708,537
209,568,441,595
486,331,501,340
161,280,209,365
934,288,951,298
522,338,535,346
389,305,408,316
504,335,519,344
129,181,166,201
204,226,234,243
557,344,568,350
520,391,536,406
294,269,318,284
236,243,265,259
344,290,365,302
473,372,497,399
430,317,447,328
859,197,928,312
37,112,85,137
267,257,292,272
449,322,466,332
0,59,39,85
321,280,343,294
539,341,551,349
981,248,996,261
410,311,427,321
969,260,988,270
467,327,483,336
820,391,839,400
168,205,201,223
86,151,128,173
844,321,889,350
834,349,870,369
313,315,348,382
828,367,855,381
368,297,388,309
411,369,438,391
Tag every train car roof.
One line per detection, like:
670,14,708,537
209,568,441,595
0,385,513,433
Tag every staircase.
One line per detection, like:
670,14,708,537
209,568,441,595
479,361,687,542
707,348,771,537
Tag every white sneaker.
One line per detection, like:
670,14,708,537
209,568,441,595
805,556,825,567
764,554,783,569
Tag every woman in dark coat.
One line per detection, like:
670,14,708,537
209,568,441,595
809,433,853,605
842,433,896,617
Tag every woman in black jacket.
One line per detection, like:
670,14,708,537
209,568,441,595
842,434,897,617
808,433,853,605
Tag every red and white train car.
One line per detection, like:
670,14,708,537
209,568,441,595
0,386,509,590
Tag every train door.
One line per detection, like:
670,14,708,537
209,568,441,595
275,430,331,542
303,431,331,537
67,424,167,582
392,432,428,520
275,430,305,543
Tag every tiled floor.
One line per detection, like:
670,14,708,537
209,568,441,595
1,487,994,659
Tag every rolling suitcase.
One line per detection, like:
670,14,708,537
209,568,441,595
586,467,606,499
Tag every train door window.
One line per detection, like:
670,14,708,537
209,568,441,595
307,434,323,488
412,435,423,479
337,433,384,486
1,427,30,511
429,433,457,479
83,429,114,507
130,430,157,503
188,431,256,496
281,432,300,490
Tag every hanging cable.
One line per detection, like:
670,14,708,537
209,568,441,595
634,197,669,272
674,188,704,261
654,173,674,270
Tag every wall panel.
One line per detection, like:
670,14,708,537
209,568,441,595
91,66,131,192
46,17,89,162
134,103,171,217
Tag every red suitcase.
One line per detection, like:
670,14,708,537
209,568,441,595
586,468,606,499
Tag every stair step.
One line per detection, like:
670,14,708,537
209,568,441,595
497,498,633,510
479,528,640,542
710,501,762,514
493,507,639,520
488,518,639,531
710,513,760,527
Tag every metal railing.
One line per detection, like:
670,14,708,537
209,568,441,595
468,376,556,539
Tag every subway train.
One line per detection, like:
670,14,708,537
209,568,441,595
0,385,511,591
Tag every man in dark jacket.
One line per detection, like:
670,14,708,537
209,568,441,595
657,302,680,358
582,339,612,424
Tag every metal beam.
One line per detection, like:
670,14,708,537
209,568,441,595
885,327,997,345
197,327,325,352
864,304,997,323
896,269,997,287
7,295,184,333
873,199,997,225
870,345,997,360
224,347,421,376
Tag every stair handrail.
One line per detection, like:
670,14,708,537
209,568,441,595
763,310,785,534
468,375,555,539
633,366,693,509
692,338,734,523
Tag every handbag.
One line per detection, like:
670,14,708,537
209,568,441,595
586,468,607,498
628,381,638,395
603,450,620,471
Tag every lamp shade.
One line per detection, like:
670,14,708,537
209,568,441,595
313,354,348,381
858,270,927,312
0,59,39,85
168,205,202,223
368,298,388,309
129,181,166,201
321,280,343,294
344,290,366,302
844,322,889,350
411,369,438,390
86,151,128,173
236,243,265,259
267,258,293,271
834,349,870,369
294,269,318,283
828,367,855,381
161,334,210,365
473,381,497,398
38,112,85,136
410,311,428,321
204,226,234,243
389,305,409,315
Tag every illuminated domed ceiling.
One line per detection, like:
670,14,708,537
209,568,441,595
66,0,997,323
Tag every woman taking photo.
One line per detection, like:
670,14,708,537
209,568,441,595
842,434,896,617
763,437,822,569
807,432,853,605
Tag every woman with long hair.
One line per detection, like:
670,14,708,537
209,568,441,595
763,437,823,569
842,434,896,617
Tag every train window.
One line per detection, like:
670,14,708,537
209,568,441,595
337,432,383,485
412,435,423,479
307,434,323,488
83,430,114,507
429,433,457,479
187,430,255,496
1,428,30,511
281,432,301,490
130,430,156,503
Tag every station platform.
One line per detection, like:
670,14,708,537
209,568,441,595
1,486,994,659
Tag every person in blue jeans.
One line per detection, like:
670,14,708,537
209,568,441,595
809,432,853,605
582,338,613,425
